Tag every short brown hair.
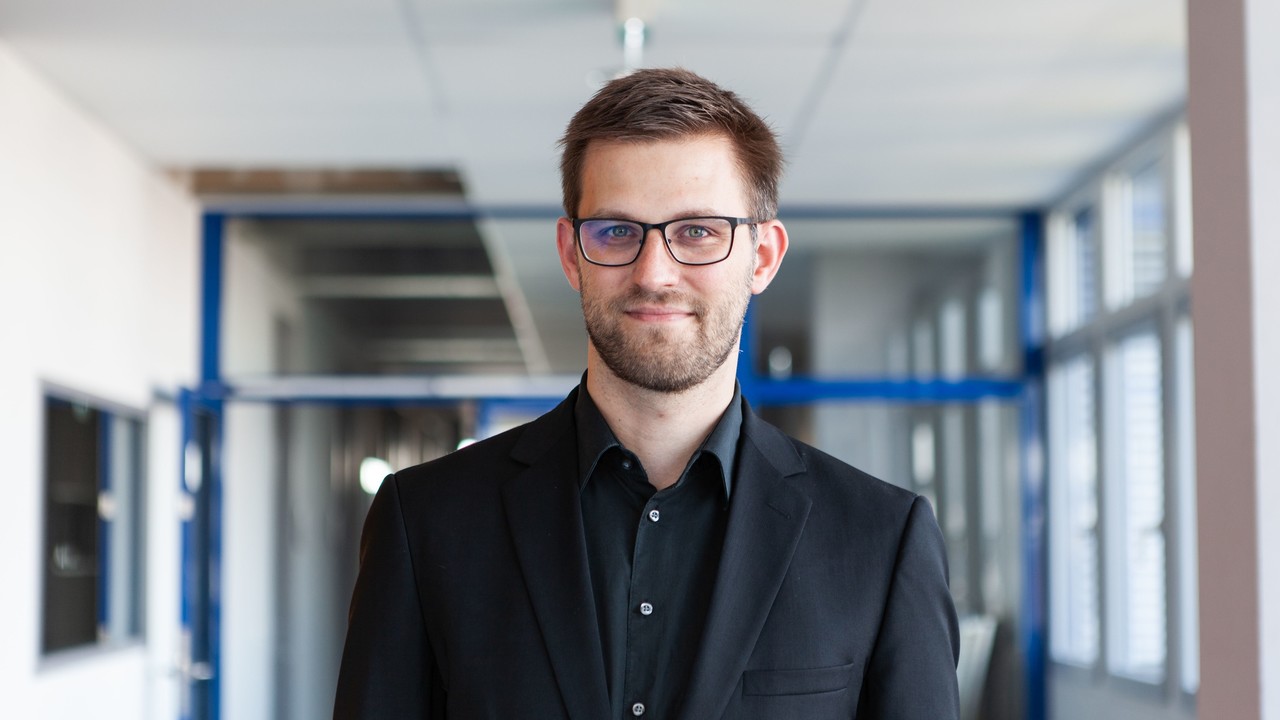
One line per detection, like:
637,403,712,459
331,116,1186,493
559,68,783,221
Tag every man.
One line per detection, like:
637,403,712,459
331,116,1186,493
334,68,959,720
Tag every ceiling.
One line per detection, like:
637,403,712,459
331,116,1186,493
0,0,1187,376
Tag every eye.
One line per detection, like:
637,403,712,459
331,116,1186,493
583,220,641,244
670,219,726,242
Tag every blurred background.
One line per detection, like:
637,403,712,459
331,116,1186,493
2,1,1276,719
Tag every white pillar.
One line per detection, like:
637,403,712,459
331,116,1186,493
1186,0,1280,717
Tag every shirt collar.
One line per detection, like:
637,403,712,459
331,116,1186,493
574,378,742,500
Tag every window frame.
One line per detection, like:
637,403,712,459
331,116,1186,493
39,383,148,660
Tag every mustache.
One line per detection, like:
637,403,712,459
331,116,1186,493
609,288,706,316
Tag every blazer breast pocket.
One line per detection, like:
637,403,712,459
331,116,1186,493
742,661,858,696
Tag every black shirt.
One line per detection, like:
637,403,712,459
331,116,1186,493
575,384,742,719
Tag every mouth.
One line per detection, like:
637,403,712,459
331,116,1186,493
624,305,696,323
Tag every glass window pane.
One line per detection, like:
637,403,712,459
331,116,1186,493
1110,160,1169,310
1129,162,1168,298
1106,330,1167,682
1074,208,1100,327
1176,318,1199,693
977,286,1004,372
1047,208,1100,337
1049,356,1099,665
939,297,966,379
43,399,103,653
104,414,145,640
941,407,969,612
1174,124,1194,278
912,316,935,376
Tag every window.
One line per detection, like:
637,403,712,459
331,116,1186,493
1044,121,1197,697
1104,329,1166,681
1048,356,1100,665
42,394,145,654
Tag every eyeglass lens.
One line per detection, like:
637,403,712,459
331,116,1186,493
578,217,735,265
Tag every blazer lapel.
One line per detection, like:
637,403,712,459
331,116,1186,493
501,393,610,720
676,407,812,720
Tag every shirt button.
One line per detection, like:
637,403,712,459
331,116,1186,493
621,458,632,469
632,702,646,716
639,602,654,616
648,509,660,523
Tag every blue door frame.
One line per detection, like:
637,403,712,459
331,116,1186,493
182,205,1047,720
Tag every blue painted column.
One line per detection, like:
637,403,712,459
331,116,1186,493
179,211,226,720
1018,211,1047,720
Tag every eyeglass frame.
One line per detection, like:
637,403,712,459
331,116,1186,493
570,215,762,267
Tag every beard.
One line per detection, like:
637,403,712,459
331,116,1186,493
579,267,753,394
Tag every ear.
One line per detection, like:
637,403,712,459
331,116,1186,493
556,217,583,292
749,219,789,294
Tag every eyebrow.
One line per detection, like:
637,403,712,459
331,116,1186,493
582,208,729,221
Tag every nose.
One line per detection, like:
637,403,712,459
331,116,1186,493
629,227,680,289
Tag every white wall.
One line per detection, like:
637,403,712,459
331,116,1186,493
220,226,303,720
0,42,198,720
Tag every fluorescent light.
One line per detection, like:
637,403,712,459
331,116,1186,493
360,457,393,495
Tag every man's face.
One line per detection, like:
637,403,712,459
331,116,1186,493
555,134,786,393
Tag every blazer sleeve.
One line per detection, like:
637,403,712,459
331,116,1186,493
856,496,961,720
333,474,440,719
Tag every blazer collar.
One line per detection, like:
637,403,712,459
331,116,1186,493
501,387,611,720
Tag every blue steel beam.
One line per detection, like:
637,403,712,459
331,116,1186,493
746,376,1024,405
200,214,225,384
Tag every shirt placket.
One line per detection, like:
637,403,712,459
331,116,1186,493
622,484,665,718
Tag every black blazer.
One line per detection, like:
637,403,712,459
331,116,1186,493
334,388,960,719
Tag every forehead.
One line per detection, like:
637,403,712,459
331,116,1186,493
578,134,749,214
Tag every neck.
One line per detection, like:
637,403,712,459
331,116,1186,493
585,348,738,491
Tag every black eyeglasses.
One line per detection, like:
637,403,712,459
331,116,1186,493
571,216,760,267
